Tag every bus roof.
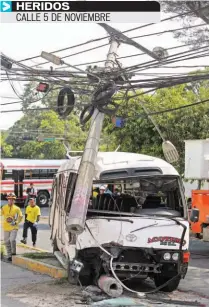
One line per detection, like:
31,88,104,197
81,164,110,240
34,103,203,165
57,152,179,177
1,159,66,169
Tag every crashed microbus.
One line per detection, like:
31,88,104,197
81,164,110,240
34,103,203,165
49,152,190,293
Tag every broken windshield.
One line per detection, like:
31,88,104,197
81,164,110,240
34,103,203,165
88,175,184,218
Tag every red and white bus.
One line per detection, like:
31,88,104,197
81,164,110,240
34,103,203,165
0,159,65,206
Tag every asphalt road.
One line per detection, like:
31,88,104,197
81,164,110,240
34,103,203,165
1,205,209,306
1,201,52,250
1,262,52,307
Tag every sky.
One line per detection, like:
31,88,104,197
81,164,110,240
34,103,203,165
0,3,208,130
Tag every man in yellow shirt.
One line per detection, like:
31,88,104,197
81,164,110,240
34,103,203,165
20,197,41,247
1,193,23,261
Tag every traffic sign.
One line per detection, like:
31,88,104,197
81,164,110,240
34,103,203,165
43,138,55,142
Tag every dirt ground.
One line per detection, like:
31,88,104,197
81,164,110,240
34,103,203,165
6,277,209,307
7,281,86,307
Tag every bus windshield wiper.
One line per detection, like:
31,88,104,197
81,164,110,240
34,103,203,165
88,216,133,223
131,222,158,233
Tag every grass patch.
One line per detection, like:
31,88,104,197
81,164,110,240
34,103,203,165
22,252,55,259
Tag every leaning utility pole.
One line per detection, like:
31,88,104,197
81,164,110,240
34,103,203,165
66,36,120,234
66,23,179,235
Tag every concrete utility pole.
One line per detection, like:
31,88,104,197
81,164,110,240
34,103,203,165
67,37,120,234
66,22,179,234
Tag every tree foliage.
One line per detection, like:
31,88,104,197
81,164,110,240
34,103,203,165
104,81,209,174
3,67,209,175
6,110,87,159
162,1,209,47
0,132,13,158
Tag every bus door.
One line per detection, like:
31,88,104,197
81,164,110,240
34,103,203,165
12,170,24,198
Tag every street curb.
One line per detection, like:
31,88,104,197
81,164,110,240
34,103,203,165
17,243,49,253
12,255,67,279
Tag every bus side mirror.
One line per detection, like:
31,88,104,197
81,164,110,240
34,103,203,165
190,208,199,223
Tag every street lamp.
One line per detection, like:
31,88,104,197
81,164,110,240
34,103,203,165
41,51,63,66
41,51,100,81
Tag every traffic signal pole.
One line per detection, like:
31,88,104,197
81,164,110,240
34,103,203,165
66,37,120,234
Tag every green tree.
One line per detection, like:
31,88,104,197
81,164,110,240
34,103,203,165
0,132,13,158
162,1,209,46
105,82,209,173
5,77,91,159
6,110,87,159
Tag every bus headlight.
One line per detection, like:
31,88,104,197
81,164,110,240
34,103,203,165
163,252,171,260
172,253,179,261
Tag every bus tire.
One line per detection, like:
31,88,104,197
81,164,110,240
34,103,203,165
37,191,49,207
154,274,181,292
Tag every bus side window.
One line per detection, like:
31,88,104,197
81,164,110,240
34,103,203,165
24,169,32,179
3,169,13,180
39,169,48,178
32,169,40,179
48,169,57,179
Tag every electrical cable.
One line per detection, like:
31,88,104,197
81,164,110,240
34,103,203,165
130,52,209,76
2,15,209,119
122,45,209,75
17,9,200,66
2,40,209,88
85,221,184,298
131,23,205,40
125,46,209,73
124,98,209,121
6,71,54,103
1,53,67,86
0,104,84,113
115,59,165,141
59,40,209,69
4,65,208,110
110,257,182,296
0,87,90,106
80,105,95,126
2,96,209,115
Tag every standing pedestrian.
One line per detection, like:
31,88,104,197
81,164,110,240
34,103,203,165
27,183,36,196
25,183,36,208
1,193,23,261
20,198,41,247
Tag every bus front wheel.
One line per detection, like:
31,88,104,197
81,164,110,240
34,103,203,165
37,191,49,207
154,274,181,292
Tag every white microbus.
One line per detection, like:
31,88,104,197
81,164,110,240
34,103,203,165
50,152,190,293
0,159,65,206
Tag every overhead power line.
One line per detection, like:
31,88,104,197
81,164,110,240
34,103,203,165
2,97,209,115
15,6,208,67
140,98,209,117
58,40,209,69
131,23,205,40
